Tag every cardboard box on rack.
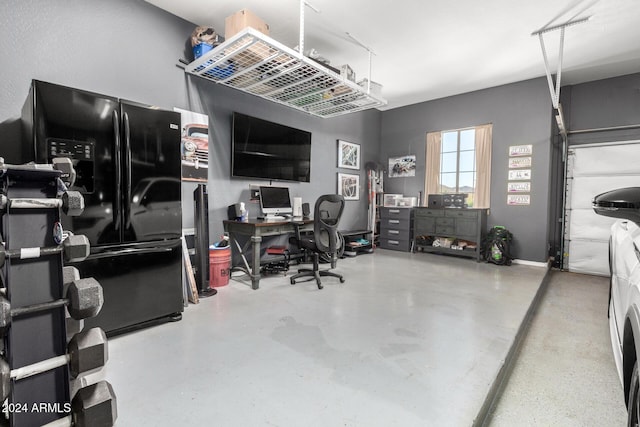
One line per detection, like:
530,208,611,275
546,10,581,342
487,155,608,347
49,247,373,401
225,8,270,39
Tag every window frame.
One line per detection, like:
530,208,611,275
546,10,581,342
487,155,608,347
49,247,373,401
439,128,476,204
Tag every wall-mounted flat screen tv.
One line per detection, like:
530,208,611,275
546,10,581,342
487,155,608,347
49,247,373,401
232,112,311,182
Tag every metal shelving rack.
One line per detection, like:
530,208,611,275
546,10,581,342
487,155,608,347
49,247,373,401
183,27,387,118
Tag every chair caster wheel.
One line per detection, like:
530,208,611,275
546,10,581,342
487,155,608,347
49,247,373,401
340,278,345,283
290,278,295,285
317,281,323,290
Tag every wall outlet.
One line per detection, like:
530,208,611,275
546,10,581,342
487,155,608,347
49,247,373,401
249,184,260,201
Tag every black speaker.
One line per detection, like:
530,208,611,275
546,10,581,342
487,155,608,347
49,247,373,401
443,193,468,208
302,202,311,218
228,203,242,220
428,194,443,208
194,184,216,297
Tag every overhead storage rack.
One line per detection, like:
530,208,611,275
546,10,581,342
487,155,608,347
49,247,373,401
183,28,387,118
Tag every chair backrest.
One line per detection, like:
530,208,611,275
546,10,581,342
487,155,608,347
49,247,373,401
313,194,345,259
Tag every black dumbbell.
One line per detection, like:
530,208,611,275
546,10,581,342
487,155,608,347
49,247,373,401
0,277,103,336
64,266,85,340
41,380,118,427
0,327,108,400
53,157,77,188
0,234,90,268
0,190,84,216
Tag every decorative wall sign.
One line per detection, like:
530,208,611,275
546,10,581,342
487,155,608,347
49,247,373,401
388,155,416,177
508,169,532,180
508,182,531,193
509,144,533,157
337,140,360,170
338,173,360,200
508,156,532,169
507,194,531,205
174,107,209,182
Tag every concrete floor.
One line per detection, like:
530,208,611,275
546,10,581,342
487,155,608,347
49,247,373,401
488,271,627,426
105,250,547,426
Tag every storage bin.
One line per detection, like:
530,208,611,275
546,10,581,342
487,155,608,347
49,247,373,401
193,43,213,59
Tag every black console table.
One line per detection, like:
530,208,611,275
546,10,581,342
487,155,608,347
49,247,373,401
413,208,488,262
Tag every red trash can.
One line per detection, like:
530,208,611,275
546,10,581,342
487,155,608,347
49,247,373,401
209,246,231,287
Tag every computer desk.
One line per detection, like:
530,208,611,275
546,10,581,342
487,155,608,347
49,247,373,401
223,218,314,289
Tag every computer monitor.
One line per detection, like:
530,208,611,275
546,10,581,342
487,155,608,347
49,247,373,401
259,186,293,217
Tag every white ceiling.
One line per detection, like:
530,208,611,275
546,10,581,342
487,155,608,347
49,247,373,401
147,0,640,111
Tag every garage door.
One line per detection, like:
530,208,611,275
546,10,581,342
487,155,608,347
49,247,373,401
564,141,640,276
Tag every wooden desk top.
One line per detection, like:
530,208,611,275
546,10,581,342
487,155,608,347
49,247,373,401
223,218,313,227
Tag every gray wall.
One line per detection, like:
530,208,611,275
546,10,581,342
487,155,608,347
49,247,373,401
189,77,381,240
0,0,380,243
564,73,640,145
380,78,554,262
1,0,194,125
4,1,633,263
1,0,196,226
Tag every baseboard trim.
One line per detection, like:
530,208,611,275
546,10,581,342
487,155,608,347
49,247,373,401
511,259,548,268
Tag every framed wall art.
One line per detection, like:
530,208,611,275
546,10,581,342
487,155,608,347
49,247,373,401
174,107,209,182
337,140,360,170
337,173,360,200
388,155,416,177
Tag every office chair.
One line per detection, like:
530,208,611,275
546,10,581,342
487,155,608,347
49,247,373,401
290,194,346,289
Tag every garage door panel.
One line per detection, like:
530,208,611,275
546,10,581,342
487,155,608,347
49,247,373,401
568,210,617,241
572,145,640,176
566,142,640,276
567,239,610,276
570,175,640,209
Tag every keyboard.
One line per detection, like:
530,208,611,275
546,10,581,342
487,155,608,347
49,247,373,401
259,215,287,221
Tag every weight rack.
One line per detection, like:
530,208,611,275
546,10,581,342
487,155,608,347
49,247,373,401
0,160,116,426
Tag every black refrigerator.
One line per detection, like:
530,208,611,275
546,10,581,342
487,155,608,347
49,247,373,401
22,80,184,335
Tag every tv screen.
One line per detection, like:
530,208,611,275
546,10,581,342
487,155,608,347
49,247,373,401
232,112,311,182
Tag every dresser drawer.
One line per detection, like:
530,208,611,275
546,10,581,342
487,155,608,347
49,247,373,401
414,208,444,218
435,225,455,235
380,207,413,220
414,217,436,234
454,218,478,237
379,228,411,241
380,217,412,230
444,209,480,219
435,217,454,227
379,238,412,252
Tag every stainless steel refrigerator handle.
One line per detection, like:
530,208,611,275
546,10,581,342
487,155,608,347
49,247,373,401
113,109,122,231
123,111,132,227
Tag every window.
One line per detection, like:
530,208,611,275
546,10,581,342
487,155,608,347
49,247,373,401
440,129,476,206
425,124,492,208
